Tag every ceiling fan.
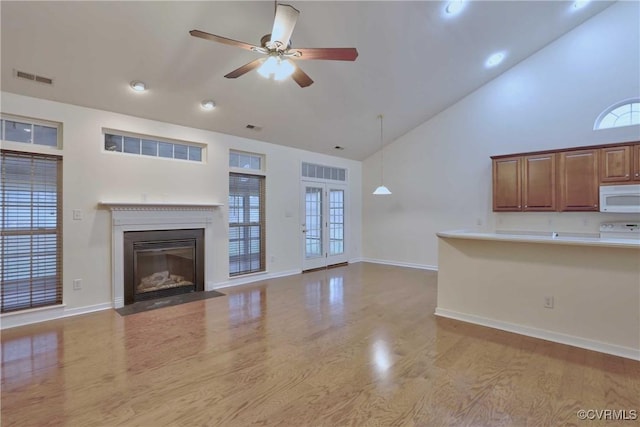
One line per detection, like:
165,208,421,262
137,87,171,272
189,3,358,88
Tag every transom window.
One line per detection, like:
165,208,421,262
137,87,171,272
104,131,204,162
1,116,61,148
229,150,263,171
302,162,347,182
594,99,640,130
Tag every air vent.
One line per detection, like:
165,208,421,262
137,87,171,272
15,69,54,85
245,124,262,131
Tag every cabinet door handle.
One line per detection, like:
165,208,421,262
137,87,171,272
626,174,629,177
636,173,639,177
524,205,528,208
594,204,597,207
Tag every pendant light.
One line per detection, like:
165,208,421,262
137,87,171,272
373,114,392,195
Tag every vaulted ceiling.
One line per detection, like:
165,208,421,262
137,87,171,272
1,1,613,160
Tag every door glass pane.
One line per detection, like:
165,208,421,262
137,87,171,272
329,189,344,255
305,187,323,258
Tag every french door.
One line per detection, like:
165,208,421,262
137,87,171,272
301,181,348,271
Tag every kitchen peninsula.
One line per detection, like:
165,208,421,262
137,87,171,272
436,230,640,360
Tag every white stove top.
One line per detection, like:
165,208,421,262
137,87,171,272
600,221,640,240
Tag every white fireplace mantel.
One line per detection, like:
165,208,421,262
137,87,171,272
99,201,222,308
99,201,223,211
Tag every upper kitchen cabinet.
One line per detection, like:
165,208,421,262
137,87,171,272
558,149,599,211
492,156,521,211
492,142,638,212
523,154,556,211
491,153,556,212
635,145,640,181
600,145,632,183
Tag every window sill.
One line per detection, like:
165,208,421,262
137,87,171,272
228,270,268,280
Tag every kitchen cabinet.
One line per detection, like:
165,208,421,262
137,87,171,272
492,156,521,211
600,145,631,183
491,154,556,212
492,141,638,212
634,145,640,181
523,153,556,211
558,149,599,211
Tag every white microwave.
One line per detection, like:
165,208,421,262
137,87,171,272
600,184,640,213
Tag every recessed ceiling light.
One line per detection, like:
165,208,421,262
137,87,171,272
130,81,146,92
572,0,590,10
485,52,506,68
445,0,466,16
201,100,216,110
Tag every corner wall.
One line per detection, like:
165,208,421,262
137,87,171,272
362,2,640,267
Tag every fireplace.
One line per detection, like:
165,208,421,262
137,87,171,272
100,201,220,308
123,229,204,305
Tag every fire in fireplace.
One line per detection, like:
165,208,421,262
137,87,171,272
123,229,204,305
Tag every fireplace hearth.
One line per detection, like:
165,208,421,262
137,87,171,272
123,229,204,305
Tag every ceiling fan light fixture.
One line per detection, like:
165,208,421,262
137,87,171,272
257,56,278,78
257,56,295,81
274,59,295,81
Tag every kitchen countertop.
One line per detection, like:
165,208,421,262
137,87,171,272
437,230,640,249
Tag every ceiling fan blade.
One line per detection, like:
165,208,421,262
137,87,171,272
291,66,313,88
270,4,299,50
291,48,359,61
224,59,264,79
189,29,259,52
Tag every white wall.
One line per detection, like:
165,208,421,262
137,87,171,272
362,2,640,267
0,92,362,312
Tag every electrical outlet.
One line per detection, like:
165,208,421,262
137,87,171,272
73,279,82,290
544,296,554,309
72,209,83,220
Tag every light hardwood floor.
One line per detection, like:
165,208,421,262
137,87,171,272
2,263,639,426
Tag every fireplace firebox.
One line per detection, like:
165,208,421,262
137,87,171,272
123,229,204,305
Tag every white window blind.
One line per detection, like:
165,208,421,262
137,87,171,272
1,150,62,312
229,173,265,276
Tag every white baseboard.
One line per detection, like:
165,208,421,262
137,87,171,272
435,307,640,361
360,258,438,271
1,302,112,330
213,269,302,290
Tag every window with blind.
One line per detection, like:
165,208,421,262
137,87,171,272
1,150,62,313
229,173,265,276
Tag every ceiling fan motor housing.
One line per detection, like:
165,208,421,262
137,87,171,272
261,34,291,51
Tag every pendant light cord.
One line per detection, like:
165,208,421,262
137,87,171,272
379,114,384,185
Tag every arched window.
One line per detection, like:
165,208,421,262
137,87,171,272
594,99,640,130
